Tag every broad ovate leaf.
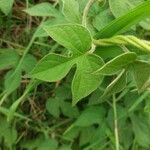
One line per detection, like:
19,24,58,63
24,2,61,18
0,0,14,15
103,70,127,97
95,1,150,38
72,54,104,105
46,97,60,118
21,54,37,73
61,101,79,118
74,106,106,126
29,53,76,82
0,49,19,70
130,60,150,92
94,52,137,75
34,18,67,37
44,24,92,54
62,0,81,23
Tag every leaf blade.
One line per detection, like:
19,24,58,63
102,70,127,97
62,0,81,23
72,54,104,105
95,1,150,38
94,52,137,75
24,2,61,17
130,60,150,92
29,53,76,82
44,24,92,54
0,49,20,70
0,0,14,15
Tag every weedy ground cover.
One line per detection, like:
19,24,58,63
0,0,150,150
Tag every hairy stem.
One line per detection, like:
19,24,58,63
82,0,96,27
113,94,120,150
93,35,150,53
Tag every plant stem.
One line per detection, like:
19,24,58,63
0,38,24,49
0,93,8,106
128,90,150,113
7,80,40,122
93,35,150,53
113,94,120,150
82,0,96,27
0,106,31,121
0,18,45,106
15,35,35,73
14,17,45,74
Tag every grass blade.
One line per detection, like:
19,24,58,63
95,1,150,39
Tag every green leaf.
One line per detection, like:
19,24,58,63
109,0,144,18
34,18,67,37
29,53,76,82
63,126,80,141
29,53,104,105
88,88,105,105
21,136,46,149
72,54,104,105
79,127,95,146
0,0,14,15
46,97,60,118
74,106,105,127
78,0,101,16
95,1,150,38
21,137,43,149
109,0,150,30
61,101,79,118
0,117,17,147
4,69,22,94
7,80,39,122
0,49,19,70
90,123,108,145
24,2,61,18
93,9,114,31
94,52,137,75
3,126,17,148
120,125,133,150
59,145,72,150
131,115,150,148
21,54,37,73
46,97,79,118
55,84,72,100
62,0,81,23
140,17,150,30
44,24,92,54
95,46,123,60
37,139,58,150
102,70,127,97
130,60,150,92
